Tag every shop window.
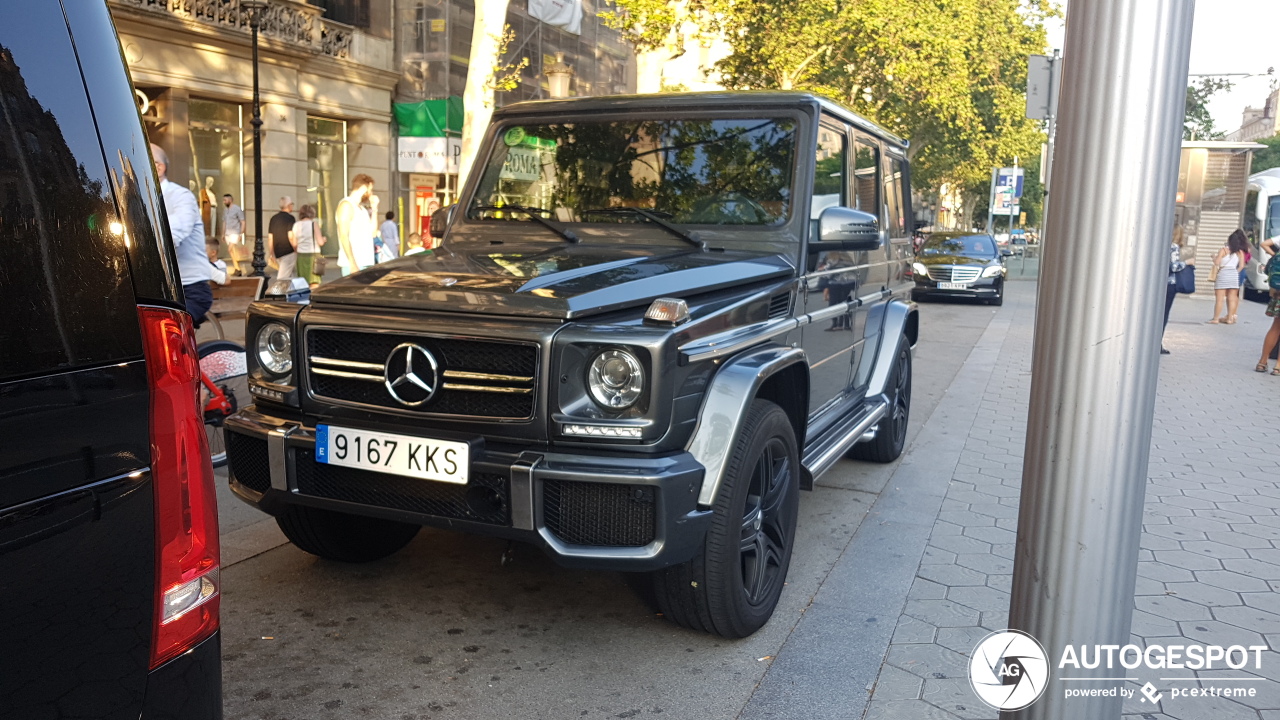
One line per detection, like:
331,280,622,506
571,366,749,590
188,99,243,244
308,116,348,256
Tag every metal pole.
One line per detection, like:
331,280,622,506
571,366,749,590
250,11,266,277
1004,1,1195,719
1010,156,1018,235
1041,50,1060,245
986,166,998,234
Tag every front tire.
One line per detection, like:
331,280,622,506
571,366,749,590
849,336,912,463
643,399,799,638
276,505,420,562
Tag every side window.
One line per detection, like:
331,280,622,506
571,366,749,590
884,154,907,238
0,5,141,381
853,137,880,215
813,121,848,212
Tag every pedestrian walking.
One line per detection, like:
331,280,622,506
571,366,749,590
1162,225,1193,354
1208,229,1248,324
1256,236,1280,375
268,196,297,279
377,211,399,262
150,143,212,325
222,193,247,276
293,204,325,285
335,174,378,275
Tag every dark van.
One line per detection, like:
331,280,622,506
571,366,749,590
0,2,221,718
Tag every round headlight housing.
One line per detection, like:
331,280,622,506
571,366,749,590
587,349,644,410
255,322,293,375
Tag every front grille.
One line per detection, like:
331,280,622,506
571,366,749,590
227,431,271,494
542,480,656,547
306,328,537,419
932,266,981,283
294,447,509,525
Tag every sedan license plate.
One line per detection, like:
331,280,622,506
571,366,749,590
315,425,469,484
937,282,970,290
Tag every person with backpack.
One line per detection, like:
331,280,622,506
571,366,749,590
1256,236,1280,375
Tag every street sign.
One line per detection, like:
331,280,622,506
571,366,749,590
1027,54,1061,120
992,167,1025,215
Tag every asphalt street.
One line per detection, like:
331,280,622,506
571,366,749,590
215,292,999,719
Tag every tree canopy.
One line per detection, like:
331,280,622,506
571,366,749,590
1184,78,1233,141
604,0,1056,191
1251,135,1280,175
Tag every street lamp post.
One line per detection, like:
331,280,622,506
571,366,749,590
243,0,268,277
544,52,573,99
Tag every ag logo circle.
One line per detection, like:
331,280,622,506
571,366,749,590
969,629,1049,711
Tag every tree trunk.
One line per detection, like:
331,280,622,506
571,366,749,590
636,48,667,94
458,0,511,188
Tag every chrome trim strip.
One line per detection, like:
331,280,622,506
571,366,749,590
803,401,887,482
311,367,384,381
267,425,295,492
441,382,533,394
678,317,798,364
310,356,385,371
442,370,533,383
303,325,541,422
805,302,853,323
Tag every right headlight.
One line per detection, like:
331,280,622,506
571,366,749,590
255,322,293,376
587,348,645,409
912,262,930,278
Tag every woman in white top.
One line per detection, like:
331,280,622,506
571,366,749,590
1209,230,1249,324
292,204,324,285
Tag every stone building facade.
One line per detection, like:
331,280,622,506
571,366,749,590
109,0,398,258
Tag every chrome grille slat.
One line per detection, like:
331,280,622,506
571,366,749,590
304,327,538,420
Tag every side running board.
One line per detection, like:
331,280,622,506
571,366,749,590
801,399,888,485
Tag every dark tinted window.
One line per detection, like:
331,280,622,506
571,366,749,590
922,234,997,257
885,155,907,237
0,4,140,381
853,137,880,214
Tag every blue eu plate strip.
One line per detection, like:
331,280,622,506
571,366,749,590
315,424,329,463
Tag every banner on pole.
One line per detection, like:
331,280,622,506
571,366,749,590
529,0,583,35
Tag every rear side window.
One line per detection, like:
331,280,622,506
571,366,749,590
884,154,907,237
853,137,880,214
0,4,140,381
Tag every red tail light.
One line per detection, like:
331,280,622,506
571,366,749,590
138,306,221,669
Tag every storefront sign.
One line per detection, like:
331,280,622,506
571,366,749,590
398,137,460,174
500,147,543,182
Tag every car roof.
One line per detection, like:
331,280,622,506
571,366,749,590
927,232,992,240
492,91,908,151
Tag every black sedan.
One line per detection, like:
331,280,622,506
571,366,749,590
910,232,1009,306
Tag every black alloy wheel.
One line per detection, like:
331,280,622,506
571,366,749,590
642,399,799,638
850,335,912,463
740,437,792,608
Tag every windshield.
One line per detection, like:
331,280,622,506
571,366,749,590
467,117,797,228
922,234,996,257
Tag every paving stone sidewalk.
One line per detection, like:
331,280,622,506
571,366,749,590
863,283,1280,720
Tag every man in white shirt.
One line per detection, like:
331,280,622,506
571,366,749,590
151,143,213,325
223,194,247,276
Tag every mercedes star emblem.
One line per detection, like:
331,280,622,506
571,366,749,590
439,277,457,286
384,343,439,407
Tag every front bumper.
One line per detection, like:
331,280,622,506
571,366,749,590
223,408,712,572
911,276,1002,300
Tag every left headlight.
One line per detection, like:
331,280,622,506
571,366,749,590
587,348,645,409
912,262,930,278
255,322,293,376
982,265,1005,278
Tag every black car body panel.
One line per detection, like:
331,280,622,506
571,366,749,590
226,91,918,573
0,2,220,717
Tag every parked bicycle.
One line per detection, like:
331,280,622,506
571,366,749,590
198,339,248,468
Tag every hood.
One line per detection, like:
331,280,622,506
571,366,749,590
918,254,998,266
310,242,795,319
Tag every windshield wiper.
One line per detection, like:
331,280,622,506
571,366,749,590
580,207,706,250
471,204,579,244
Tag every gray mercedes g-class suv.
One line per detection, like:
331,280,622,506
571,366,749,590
225,92,918,638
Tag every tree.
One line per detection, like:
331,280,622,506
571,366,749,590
1250,135,1280,174
600,0,720,93
1184,77,1232,141
458,2,529,187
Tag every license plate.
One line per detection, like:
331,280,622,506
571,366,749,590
937,282,970,290
315,424,469,484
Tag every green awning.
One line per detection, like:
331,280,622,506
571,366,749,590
394,96,463,137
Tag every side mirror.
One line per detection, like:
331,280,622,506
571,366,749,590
429,205,455,239
1001,249,1014,257
811,206,881,252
